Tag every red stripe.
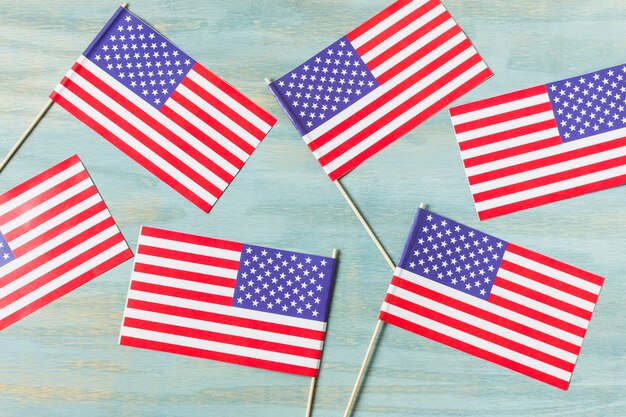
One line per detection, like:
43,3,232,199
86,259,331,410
11,197,106,258
346,0,413,42
140,226,243,252
0,231,125,310
191,63,276,127
0,216,117,290
449,85,547,117
130,280,233,306
328,66,492,180
179,76,265,142
356,0,442,57
49,91,212,212
499,260,599,304
123,317,322,359
0,155,80,206
467,135,626,185
506,244,604,287
477,173,626,220
0,248,131,331
454,102,554,135
473,155,626,203
126,298,325,341
58,76,225,202
137,244,240,271
120,336,317,377
384,293,575,372
133,263,236,289
494,278,592,321
458,119,558,152
379,312,569,389
488,293,587,338
391,276,581,355
462,137,560,169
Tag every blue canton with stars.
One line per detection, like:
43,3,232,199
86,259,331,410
0,230,15,269
84,7,195,109
232,245,336,322
546,63,626,143
399,209,508,300
270,36,379,136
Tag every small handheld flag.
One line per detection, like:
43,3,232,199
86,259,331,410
120,226,338,378
450,63,626,220
0,155,132,330
50,6,276,212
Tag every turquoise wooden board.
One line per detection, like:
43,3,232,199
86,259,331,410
0,1,624,416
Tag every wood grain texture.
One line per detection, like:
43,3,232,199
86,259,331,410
0,1,624,416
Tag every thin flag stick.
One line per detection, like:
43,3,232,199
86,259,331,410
334,179,395,271
343,203,426,417
305,248,338,417
0,99,54,173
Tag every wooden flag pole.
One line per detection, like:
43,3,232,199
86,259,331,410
334,179,395,271
343,203,426,417
0,3,129,174
305,248,338,417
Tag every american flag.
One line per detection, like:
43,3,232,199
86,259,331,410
268,0,491,181
0,155,132,330
51,7,276,212
450,63,626,220
379,208,603,389
119,226,337,377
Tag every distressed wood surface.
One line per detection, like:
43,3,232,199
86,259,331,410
0,1,624,416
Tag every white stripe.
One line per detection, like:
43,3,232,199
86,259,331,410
387,284,578,363
497,269,595,312
451,92,551,126
394,268,583,345
470,145,626,194
490,285,589,330
62,67,229,192
370,17,458,79
323,58,488,175
475,163,626,212
173,83,259,157
503,251,602,295
79,58,240,177
0,237,128,320
2,178,92,236
360,4,447,63
459,127,559,160
304,31,468,144
186,69,271,139
119,326,320,369
53,83,218,206
126,289,327,332
134,253,238,280
350,0,429,49
0,222,119,300
9,193,102,250
0,161,84,217
381,302,571,381
131,272,234,298
123,307,323,350
0,209,112,280
454,110,555,143
465,126,626,177
138,234,242,262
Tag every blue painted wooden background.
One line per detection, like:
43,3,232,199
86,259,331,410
0,1,624,416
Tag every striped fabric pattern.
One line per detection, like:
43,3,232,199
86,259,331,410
120,226,336,377
0,155,132,330
269,0,491,180
51,7,275,212
379,208,603,389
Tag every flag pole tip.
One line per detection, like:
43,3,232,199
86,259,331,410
121,3,129,8
419,202,426,209
264,77,272,85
